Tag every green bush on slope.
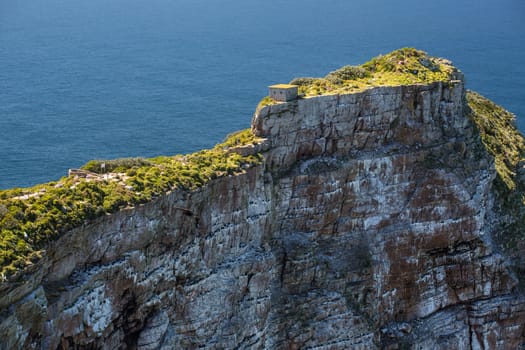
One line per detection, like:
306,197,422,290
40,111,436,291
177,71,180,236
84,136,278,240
0,129,262,280
467,91,525,191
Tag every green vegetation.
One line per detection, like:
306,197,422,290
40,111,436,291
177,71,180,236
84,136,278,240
259,48,458,105
325,65,370,84
83,158,152,174
256,96,275,111
221,129,260,148
0,129,262,280
467,91,525,191
467,91,525,282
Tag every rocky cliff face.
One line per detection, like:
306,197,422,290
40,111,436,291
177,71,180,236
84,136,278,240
1,78,524,349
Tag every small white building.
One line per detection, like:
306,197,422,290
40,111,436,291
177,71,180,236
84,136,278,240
269,84,298,102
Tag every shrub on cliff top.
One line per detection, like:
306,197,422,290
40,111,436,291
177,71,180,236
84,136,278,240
256,96,276,111
263,47,457,101
83,158,152,174
325,65,370,84
362,47,427,72
222,129,260,148
0,128,262,280
289,77,321,86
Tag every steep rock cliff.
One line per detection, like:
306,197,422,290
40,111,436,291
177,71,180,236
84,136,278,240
1,73,525,348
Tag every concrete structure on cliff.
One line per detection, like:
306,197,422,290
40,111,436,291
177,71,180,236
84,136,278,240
268,84,298,102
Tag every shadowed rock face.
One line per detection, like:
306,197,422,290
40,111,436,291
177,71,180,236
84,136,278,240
1,79,524,349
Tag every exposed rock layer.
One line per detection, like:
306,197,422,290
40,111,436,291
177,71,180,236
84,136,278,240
1,79,524,349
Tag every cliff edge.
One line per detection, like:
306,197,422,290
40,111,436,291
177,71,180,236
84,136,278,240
1,49,524,349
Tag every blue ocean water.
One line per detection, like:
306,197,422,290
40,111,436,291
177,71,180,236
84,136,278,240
0,0,524,189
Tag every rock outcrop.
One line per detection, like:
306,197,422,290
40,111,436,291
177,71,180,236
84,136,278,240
1,76,525,349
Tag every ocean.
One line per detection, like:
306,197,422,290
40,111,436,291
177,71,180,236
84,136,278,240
1,0,524,189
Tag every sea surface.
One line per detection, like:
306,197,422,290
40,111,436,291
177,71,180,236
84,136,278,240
1,0,524,189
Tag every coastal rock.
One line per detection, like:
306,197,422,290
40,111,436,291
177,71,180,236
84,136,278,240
1,78,524,349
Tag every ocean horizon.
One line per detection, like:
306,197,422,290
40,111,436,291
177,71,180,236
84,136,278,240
1,0,524,189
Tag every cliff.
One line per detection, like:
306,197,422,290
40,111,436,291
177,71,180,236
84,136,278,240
1,49,525,349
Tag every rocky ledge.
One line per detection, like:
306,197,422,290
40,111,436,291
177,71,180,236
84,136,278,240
1,52,525,349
